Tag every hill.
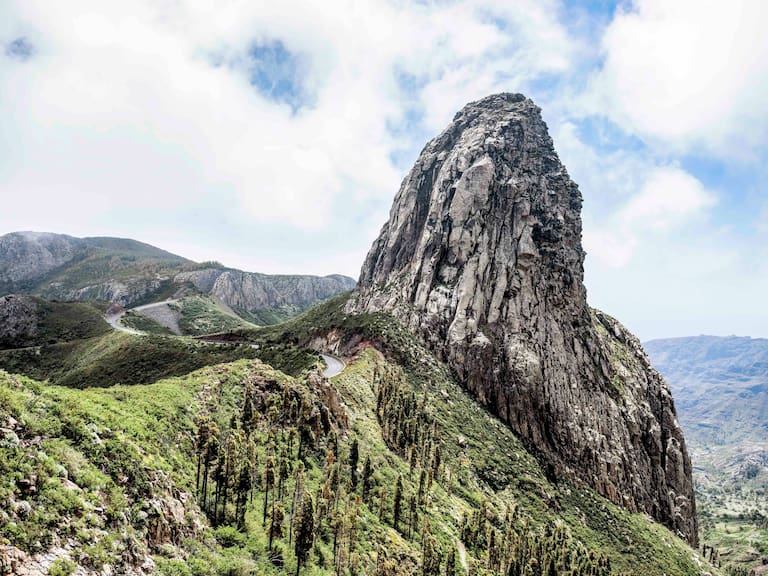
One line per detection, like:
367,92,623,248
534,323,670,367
0,295,111,349
120,296,258,337
0,302,718,575
0,232,355,324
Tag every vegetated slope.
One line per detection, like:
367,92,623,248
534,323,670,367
0,295,110,349
0,231,356,323
0,301,720,575
0,232,191,305
645,336,768,569
0,331,263,388
120,296,258,337
0,296,317,387
349,93,697,544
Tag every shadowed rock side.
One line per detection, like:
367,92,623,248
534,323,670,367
349,93,697,545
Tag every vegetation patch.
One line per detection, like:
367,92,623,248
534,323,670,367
0,297,110,350
0,332,261,388
175,296,257,336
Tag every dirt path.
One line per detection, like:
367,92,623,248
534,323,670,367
105,312,143,335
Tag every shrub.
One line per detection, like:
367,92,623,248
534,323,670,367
156,558,192,576
48,558,76,576
213,525,246,548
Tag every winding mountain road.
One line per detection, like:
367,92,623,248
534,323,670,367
105,299,179,336
320,353,345,378
105,303,347,378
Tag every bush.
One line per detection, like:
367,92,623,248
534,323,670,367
48,558,76,576
156,558,192,576
213,525,246,548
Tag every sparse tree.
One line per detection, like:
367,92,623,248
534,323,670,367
362,455,373,503
268,502,285,551
263,454,276,523
445,547,457,576
294,494,315,576
393,475,403,531
349,438,360,489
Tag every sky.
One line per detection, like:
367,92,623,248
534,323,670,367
1,0,767,341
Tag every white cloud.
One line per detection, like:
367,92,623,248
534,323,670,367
0,0,573,231
619,167,716,230
582,165,716,268
588,0,768,154
1,0,765,340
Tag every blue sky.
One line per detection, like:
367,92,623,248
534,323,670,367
1,0,767,340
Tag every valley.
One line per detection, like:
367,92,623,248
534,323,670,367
646,337,768,573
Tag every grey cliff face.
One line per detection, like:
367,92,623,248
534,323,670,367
350,93,697,544
209,271,356,313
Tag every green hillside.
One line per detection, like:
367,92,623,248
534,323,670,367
0,296,110,350
0,295,720,576
0,331,261,388
120,296,258,337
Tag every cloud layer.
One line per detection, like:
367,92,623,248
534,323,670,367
1,0,767,339
590,0,768,155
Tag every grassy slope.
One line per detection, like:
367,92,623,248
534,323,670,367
0,293,723,575
0,361,281,573
120,296,257,338
235,305,303,327
0,342,719,576
175,296,259,336
0,331,261,388
0,298,111,350
120,309,177,336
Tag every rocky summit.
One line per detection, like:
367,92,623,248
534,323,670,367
350,93,697,544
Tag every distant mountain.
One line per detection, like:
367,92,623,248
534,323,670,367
0,232,356,323
645,336,768,568
645,335,768,457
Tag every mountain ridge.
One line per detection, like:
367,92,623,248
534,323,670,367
0,231,356,324
644,334,768,569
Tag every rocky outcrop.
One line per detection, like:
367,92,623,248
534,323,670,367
208,270,356,319
47,278,170,307
349,93,697,544
174,268,225,293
